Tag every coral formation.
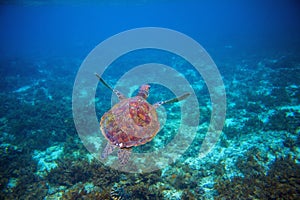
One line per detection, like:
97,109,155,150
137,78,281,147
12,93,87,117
214,156,300,199
1,50,299,199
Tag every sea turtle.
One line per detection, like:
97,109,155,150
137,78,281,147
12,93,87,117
95,73,190,166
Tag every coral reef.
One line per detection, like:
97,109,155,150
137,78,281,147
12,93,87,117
45,157,166,199
214,156,300,199
0,144,48,199
1,50,299,199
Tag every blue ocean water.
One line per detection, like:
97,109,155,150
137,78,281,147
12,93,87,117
0,0,299,199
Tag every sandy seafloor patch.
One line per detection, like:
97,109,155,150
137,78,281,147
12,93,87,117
0,51,299,199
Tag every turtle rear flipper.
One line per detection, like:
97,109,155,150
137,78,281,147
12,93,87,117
118,148,132,166
95,73,126,100
101,143,116,159
153,93,190,108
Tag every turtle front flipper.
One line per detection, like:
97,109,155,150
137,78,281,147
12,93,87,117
153,93,190,108
117,148,132,166
95,73,126,100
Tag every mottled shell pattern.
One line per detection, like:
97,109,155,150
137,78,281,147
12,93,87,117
100,85,160,148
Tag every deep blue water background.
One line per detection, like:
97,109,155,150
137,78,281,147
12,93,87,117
1,0,299,61
1,0,300,199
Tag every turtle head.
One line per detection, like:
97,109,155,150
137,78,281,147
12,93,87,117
137,84,150,99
